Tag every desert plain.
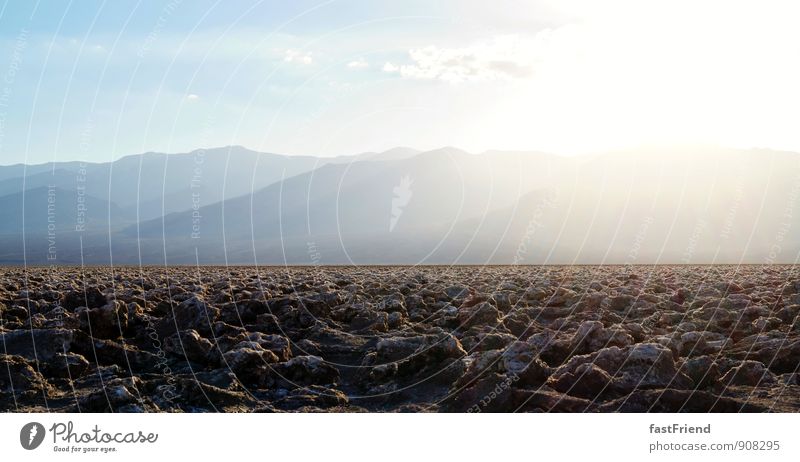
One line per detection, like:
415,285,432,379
1,265,799,412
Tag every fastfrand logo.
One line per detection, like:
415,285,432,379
390,175,413,232
20,422,45,450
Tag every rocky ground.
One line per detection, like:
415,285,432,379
2,265,800,412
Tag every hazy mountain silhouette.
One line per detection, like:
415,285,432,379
0,146,335,223
1,146,798,265
0,186,132,235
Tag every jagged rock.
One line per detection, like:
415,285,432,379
223,342,280,369
361,333,466,389
600,389,767,412
78,384,140,412
0,328,73,361
375,334,466,363
456,350,504,387
457,302,501,328
156,296,220,337
277,356,339,386
173,376,258,411
679,355,720,389
242,332,291,361
444,285,470,301
1,304,28,321
70,332,159,372
679,331,730,357
164,329,214,363
350,310,389,332
549,343,692,398
549,362,613,399
572,320,633,352
0,354,52,399
728,334,800,373
62,287,106,310
468,331,515,351
77,300,128,339
443,373,593,412
272,385,349,410
43,352,91,379
605,294,634,311
752,317,782,331
501,341,551,386
720,360,777,387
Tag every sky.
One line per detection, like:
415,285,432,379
0,0,799,165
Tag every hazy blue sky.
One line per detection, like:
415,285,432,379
1,0,798,164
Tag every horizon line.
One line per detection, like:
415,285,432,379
1,142,797,168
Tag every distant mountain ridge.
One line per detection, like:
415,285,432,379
0,145,798,265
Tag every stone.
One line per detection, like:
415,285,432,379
278,356,339,386
272,385,349,410
242,332,291,361
548,343,692,398
0,328,73,361
43,352,91,379
164,329,214,363
375,333,466,364
605,294,634,311
457,302,501,328
571,320,633,352
0,354,52,398
599,389,767,412
679,356,720,389
501,341,551,386
62,287,107,310
720,360,777,387
78,384,139,412
444,285,470,301
350,310,388,332
77,300,128,339
70,332,159,372
156,296,220,337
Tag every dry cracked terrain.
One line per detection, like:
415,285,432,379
2,265,800,412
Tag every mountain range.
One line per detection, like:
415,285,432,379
1,145,798,265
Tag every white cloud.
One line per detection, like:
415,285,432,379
284,49,313,65
186,94,199,101
383,33,573,83
382,62,399,73
347,58,369,69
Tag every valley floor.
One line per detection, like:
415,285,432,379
2,265,799,412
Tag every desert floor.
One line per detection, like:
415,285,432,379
2,265,799,412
